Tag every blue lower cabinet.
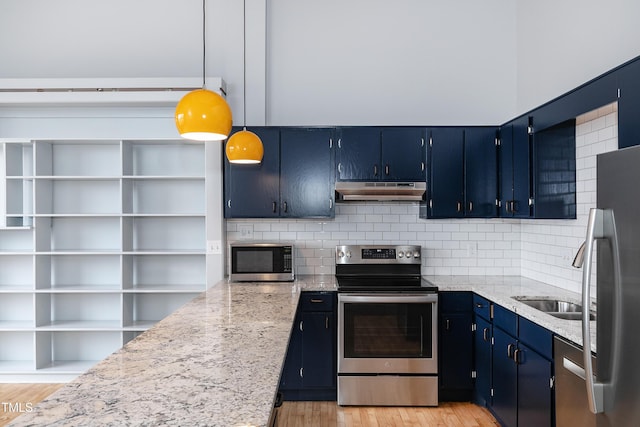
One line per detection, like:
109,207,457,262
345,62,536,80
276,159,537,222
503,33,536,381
279,292,336,401
469,295,554,427
439,292,474,400
473,314,492,408
492,327,519,427
517,342,553,427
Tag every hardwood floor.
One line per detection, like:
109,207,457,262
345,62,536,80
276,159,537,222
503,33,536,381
1,384,499,427
0,383,64,427
277,401,500,427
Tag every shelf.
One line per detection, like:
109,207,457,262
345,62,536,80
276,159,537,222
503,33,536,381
0,321,34,331
35,141,121,177
122,321,156,331
0,360,35,373
32,176,122,181
122,175,205,180
34,285,121,293
122,284,206,293
36,360,102,374
36,320,122,331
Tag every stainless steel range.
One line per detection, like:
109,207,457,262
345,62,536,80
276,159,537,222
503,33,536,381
335,245,438,406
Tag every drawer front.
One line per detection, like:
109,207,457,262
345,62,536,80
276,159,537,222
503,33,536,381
519,316,553,359
473,294,492,321
440,291,472,313
493,304,517,336
300,291,335,312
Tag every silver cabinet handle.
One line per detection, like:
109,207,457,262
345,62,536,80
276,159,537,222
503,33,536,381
457,202,462,213
507,343,515,359
513,348,521,364
283,201,288,213
482,327,489,342
227,200,232,209
299,320,303,332
337,163,342,174
272,201,277,213
445,319,450,331
581,208,606,414
373,164,378,176
385,164,390,176
299,367,303,378
421,161,425,172
325,316,329,329
329,199,333,210
468,201,473,212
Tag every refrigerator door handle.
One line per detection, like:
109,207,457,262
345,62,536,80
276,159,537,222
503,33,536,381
581,208,605,414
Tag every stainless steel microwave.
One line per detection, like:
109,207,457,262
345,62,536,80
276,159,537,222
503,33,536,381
228,242,294,282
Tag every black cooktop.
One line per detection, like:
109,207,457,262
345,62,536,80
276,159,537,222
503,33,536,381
336,276,438,293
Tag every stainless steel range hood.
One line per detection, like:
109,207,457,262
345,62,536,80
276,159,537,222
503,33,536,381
335,181,426,202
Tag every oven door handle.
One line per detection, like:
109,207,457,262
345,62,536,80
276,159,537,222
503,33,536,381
338,294,438,304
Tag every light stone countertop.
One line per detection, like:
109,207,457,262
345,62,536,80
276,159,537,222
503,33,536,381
10,276,337,427
424,275,597,353
9,274,592,426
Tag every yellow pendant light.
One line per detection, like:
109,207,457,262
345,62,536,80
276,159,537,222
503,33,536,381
175,0,232,142
226,128,264,164
225,0,264,164
175,89,232,141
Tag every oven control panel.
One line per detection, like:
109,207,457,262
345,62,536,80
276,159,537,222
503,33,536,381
336,245,421,264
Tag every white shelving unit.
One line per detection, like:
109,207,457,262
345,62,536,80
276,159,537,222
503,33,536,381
0,139,208,381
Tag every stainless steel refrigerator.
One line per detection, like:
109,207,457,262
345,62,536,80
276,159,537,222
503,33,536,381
555,145,640,427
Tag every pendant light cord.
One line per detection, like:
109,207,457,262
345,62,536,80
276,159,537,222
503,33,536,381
202,0,206,89
242,0,247,130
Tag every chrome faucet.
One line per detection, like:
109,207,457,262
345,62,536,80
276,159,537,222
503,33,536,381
572,241,586,268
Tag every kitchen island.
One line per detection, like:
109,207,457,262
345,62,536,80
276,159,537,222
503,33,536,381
9,277,336,427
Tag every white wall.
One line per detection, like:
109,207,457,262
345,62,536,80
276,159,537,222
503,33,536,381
266,0,517,126
515,0,640,116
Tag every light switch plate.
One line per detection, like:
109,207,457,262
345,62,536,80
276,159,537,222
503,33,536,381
207,240,222,254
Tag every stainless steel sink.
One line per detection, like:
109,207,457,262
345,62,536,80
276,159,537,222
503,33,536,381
512,296,596,321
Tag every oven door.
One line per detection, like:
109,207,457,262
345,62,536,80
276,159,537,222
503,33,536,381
338,293,438,374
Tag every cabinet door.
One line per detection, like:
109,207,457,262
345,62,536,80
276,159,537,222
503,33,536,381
280,128,335,218
498,123,515,217
440,312,473,391
279,312,303,391
532,119,576,219
618,59,640,149
517,342,553,427
224,127,280,218
511,117,532,218
301,311,335,389
381,127,425,181
473,314,492,407
336,127,381,181
427,128,464,218
464,127,497,218
492,327,518,427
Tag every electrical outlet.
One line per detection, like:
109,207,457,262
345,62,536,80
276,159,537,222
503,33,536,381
238,224,253,239
466,242,478,257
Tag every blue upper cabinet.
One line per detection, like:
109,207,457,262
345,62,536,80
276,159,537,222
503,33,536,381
425,127,497,218
224,127,281,218
280,128,335,218
336,126,425,182
531,119,576,219
224,127,335,218
499,117,532,218
335,127,381,180
380,127,426,181
426,127,464,218
618,58,640,149
464,127,498,218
